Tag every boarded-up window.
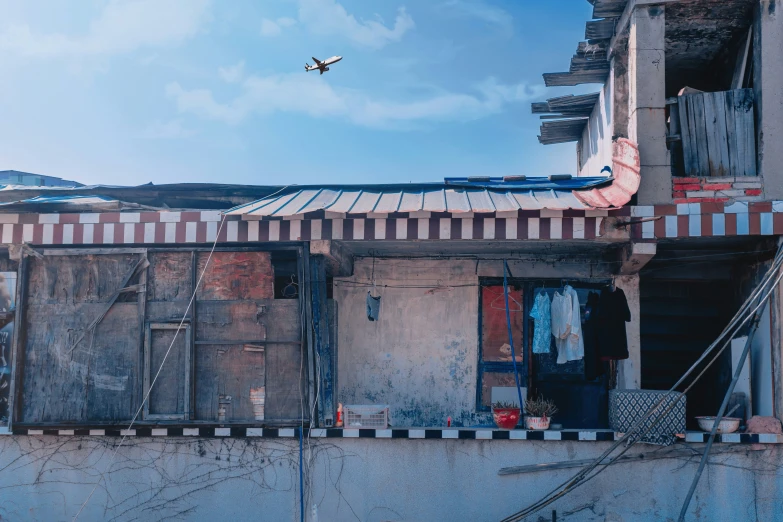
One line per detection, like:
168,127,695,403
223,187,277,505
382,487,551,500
17,249,302,426
21,254,144,423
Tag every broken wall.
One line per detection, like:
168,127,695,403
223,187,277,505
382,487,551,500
334,258,482,427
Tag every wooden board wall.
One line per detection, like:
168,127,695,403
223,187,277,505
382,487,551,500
21,254,142,423
18,249,302,426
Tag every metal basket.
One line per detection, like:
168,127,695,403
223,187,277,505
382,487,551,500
344,405,389,429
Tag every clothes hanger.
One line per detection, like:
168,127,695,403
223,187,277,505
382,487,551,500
490,287,522,311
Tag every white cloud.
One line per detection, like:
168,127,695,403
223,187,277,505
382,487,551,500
441,1,513,34
0,0,211,57
218,60,245,83
296,0,414,49
165,74,544,129
142,119,196,139
260,17,297,37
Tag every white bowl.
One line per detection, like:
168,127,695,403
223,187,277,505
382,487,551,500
695,416,740,434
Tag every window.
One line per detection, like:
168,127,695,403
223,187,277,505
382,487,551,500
477,283,525,411
477,279,613,427
14,248,304,427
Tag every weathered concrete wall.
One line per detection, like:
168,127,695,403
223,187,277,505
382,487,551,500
334,259,483,427
578,78,614,178
0,435,782,521
756,0,783,199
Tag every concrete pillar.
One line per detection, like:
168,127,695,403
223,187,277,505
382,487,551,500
755,1,783,199
615,275,641,390
628,4,672,205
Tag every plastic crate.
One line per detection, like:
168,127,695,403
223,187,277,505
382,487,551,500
344,405,389,429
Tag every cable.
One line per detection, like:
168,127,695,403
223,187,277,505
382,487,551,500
502,261,525,414
501,243,783,521
72,214,228,521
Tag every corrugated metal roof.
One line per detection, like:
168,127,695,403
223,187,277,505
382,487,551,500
226,187,593,218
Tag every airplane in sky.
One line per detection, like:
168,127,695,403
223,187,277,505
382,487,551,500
305,56,342,75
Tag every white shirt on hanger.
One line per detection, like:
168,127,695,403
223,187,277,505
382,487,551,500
550,285,585,364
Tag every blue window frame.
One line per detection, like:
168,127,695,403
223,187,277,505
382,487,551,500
476,279,528,411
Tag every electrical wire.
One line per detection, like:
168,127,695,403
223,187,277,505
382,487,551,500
72,214,228,521
500,242,783,522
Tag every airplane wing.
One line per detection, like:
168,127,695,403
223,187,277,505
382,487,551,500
312,57,322,65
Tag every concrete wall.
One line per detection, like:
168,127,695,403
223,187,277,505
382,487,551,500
334,258,643,427
578,78,614,178
628,4,672,205
334,259,483,427
757,0,783,199
0,435,782,521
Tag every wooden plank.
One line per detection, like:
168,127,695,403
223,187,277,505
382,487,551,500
679,96,696,176
703,92,720,177
690,94,711,178
712,91,730,177
195,299,300,422
145,323,189,419
148,252,192,302
194,344,265,422
676,96,695,176
263,300,303,421
196,251,274,301
310,256,334,426
27,253,140,305
8,255,28,428
737,89,757,176
22,303,140,423
724,90,740,178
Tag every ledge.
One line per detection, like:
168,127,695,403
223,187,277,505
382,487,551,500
5,427,783,444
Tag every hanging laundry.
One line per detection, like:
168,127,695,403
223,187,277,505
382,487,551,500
550,285,584,364
366,291,381,321
597,287,631,360
530,291,551,354
582,291,604,380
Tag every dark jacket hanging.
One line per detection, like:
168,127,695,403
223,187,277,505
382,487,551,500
583,291,604,380
597,288,631,360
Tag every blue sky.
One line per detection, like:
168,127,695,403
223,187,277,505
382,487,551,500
0,0,593,186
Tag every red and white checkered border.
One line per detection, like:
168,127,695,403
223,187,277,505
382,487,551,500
630,201,783,240
0,209,620,245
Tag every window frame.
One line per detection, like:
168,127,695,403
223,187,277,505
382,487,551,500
143,321,193,421
476,278,611,412
476,278,529,412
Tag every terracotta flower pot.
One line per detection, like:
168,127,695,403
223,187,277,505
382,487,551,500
525,416,551,430
492,408,521,430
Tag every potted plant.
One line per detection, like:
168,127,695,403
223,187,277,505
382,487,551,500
492,400,521,430
524,395,558,430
